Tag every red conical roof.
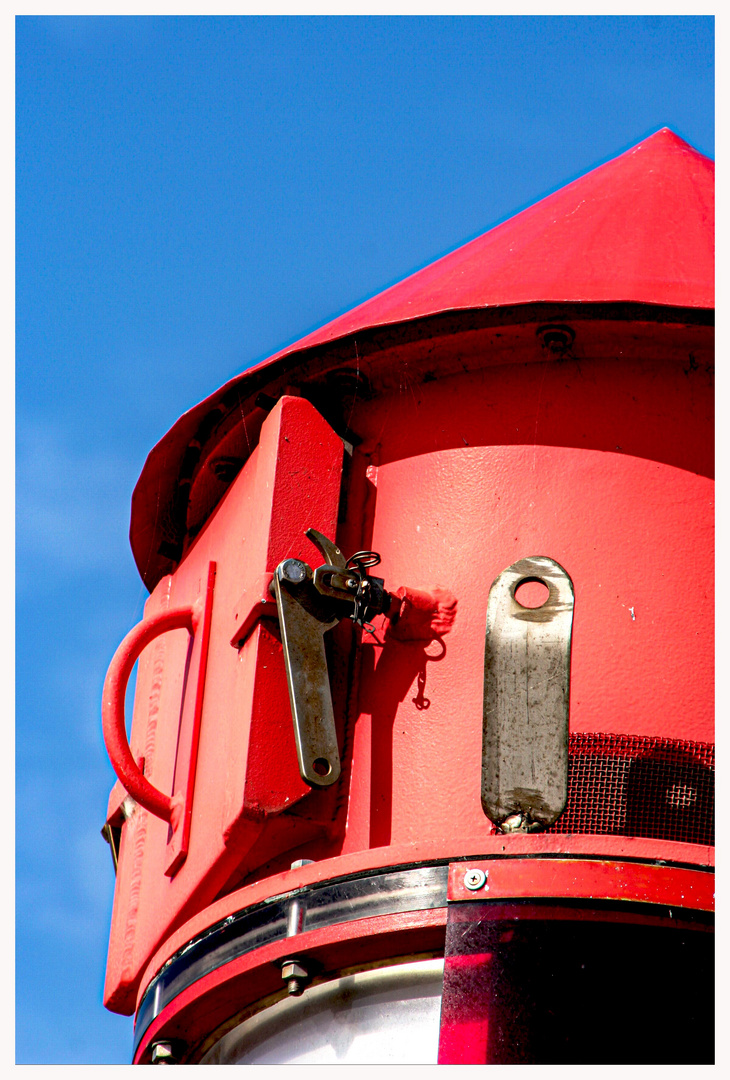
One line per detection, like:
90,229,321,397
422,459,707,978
259,127,712,361
130,129,714,587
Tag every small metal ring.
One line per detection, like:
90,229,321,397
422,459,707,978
346,550,381,571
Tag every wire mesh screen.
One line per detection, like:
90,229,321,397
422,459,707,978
541,733,714,845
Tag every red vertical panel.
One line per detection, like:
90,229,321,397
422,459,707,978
104,397,344,1013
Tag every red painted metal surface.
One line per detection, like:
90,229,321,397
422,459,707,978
165,562,216,876
131,852,713,1062
103,396,344,1013
262,128,712,333
135,831,713,1010
447,858,714,910
128,128,713,589
102,129,714,1062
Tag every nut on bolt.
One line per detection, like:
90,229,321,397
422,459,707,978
281,959,309,996
463,868,487,891
150,1041,180,1065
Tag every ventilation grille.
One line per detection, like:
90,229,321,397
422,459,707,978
544,733,714,846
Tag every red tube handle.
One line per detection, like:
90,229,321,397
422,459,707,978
102,604,200,828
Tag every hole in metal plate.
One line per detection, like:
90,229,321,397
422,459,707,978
513,578,550,609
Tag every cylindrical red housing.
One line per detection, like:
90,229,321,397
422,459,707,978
101,129,714,1065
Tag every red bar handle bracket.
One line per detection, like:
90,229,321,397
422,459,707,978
102,604,200,829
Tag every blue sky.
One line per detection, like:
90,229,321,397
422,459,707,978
15,15,714,1064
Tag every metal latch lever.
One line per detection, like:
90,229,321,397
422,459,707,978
272,530,392,789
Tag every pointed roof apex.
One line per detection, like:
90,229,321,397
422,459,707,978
261,127,712,368
130,130,714,588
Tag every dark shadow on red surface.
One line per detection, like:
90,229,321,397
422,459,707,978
360,637,448,848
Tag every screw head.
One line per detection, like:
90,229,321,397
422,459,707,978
463,868,487,891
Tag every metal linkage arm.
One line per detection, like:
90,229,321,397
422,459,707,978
272,531,393,789
273,558,342,788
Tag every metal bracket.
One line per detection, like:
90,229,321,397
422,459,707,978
482,556,574,832
272,530,392,789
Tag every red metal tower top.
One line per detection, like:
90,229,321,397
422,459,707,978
130,128,713,588
263,126,714,338
104,128,715,1056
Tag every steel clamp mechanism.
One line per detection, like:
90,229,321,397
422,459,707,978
482,556,574,833
272,529,393,788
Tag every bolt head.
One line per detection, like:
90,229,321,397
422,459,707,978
280,559,307,585
463,868,487,891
